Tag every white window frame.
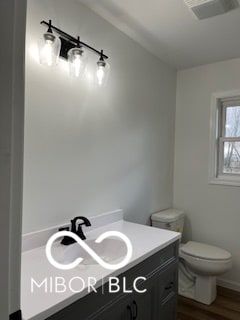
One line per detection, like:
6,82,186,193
209,90,240,187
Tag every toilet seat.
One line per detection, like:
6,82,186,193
180,241,231,261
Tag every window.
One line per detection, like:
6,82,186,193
219,100,240,175
209,91,240,186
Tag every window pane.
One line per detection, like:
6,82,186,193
223,141,240,174
225,106,240,137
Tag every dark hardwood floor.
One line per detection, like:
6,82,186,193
177,286,240,320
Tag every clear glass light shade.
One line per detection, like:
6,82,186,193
68,47,88,77
95,60,110,86
38,32,61,67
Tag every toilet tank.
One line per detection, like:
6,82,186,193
151,208,184,233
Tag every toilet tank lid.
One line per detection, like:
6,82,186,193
151,209,184,222
181,241,232,260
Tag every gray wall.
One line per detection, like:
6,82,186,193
174,58,240,290
23,0,177,233
0,0,26,316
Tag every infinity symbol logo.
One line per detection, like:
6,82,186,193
46,231,133,270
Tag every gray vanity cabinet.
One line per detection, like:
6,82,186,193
47,241,179,320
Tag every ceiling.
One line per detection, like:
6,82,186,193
79,0,240,69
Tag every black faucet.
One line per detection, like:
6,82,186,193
59,216,91,245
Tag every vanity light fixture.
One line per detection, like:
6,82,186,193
39,20,110,85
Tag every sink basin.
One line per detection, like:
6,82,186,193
62,238,128,266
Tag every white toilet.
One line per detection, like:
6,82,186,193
151,209,232,305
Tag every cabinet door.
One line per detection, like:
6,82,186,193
91,284,155,320
92,295,132,320
159,295,178,320
131,276,158,320
157,262,178,320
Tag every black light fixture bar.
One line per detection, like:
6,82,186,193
40,20,109,60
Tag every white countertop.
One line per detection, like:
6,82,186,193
21,219,180,320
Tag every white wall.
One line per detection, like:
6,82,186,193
23,0,176,233
174,58,240,290
0,0,26,316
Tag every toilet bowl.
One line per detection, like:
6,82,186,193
151,209,233,305
179,241,232,304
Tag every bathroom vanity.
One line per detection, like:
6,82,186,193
21,210,180,320
47,242,178,320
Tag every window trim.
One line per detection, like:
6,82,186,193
209,90,240,187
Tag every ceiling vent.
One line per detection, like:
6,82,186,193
184,0,239,19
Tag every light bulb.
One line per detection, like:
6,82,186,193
68,45,88,78
72,54,82,77
43,39,54,66
38,32,60,67
96,66,105,86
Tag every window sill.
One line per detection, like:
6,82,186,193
209,175,240,187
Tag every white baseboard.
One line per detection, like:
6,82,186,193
217,278,240,292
